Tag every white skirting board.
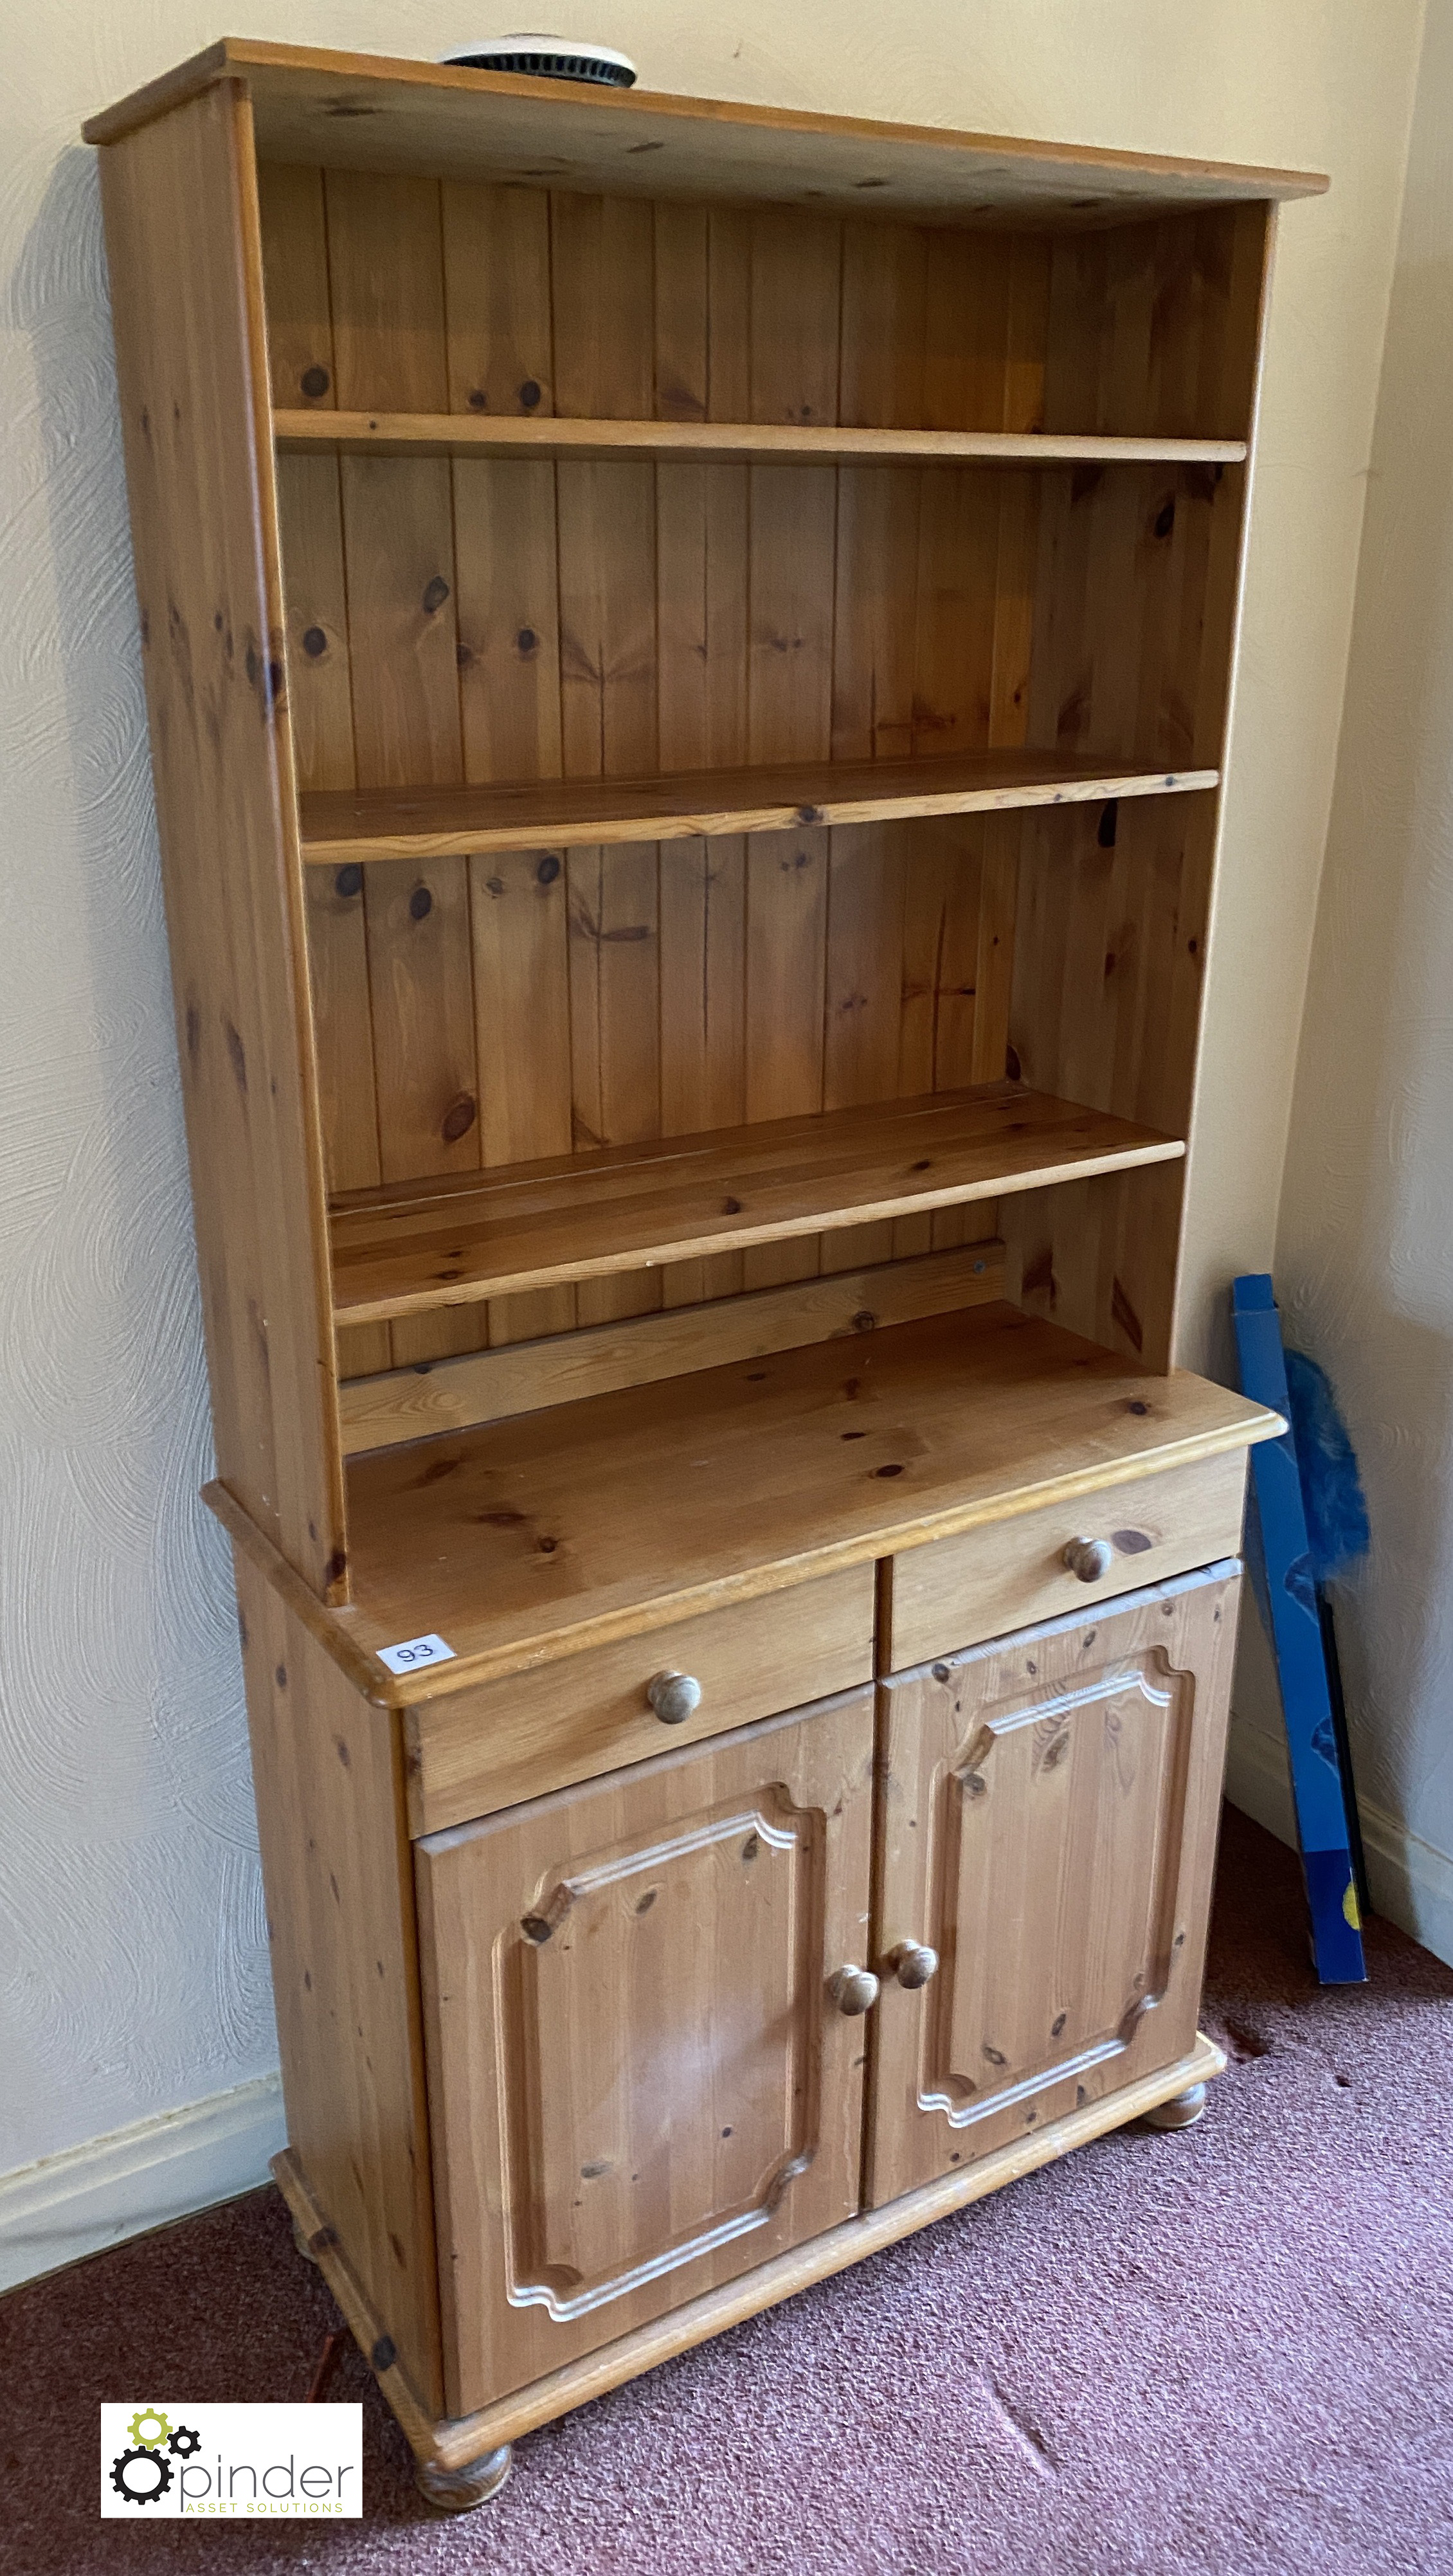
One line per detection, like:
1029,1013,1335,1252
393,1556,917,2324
0,2073,285,2296
1225,1715,1453,1970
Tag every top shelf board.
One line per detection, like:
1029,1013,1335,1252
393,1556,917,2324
86,41,1330,224
274,413,1249,468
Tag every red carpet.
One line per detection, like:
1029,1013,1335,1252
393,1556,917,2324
6,1808,1452,2574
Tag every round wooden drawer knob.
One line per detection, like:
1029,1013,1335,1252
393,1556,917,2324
889,1940,939,1989
828,1964,880,2016
1063,1536,1114,1583
647,1670,702,1725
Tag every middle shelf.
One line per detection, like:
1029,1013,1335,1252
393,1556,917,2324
329,1082,1185,1329
274,411,1250,469
299,750,1218,863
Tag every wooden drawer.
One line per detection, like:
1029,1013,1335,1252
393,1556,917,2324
403,1563,876,1833
885,1450,1247,1671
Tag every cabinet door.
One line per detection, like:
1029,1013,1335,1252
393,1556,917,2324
417,1688,874,2417
869,1570,1238,2208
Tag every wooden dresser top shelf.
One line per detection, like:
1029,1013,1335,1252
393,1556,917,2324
329,1085,1186,1327
274,411,1249,467
210,1302,1279,1704
85,41,1328,219
300,753,1218,864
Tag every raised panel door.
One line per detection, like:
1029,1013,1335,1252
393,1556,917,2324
869,1568,1238,2206
417,1687,874,2415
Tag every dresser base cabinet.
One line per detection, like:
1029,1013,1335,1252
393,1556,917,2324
242,1533,1238,2502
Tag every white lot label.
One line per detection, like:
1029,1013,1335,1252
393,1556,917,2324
102,2404,363,2518
376,1632,456,1676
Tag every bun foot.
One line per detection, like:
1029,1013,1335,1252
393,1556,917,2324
415,2446,512,2512
291,2217,320,2264
1141,2082,1208,2132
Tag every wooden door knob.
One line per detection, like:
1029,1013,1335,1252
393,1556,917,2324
1063,1536,1114,1583
827,1964,880,2015
647,1670,702,1725
888,1940,939,1989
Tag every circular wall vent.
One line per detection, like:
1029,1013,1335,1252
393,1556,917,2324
440,35,638,86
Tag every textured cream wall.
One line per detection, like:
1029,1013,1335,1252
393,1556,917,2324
1238,0,1453,1877
0,3,1426,2175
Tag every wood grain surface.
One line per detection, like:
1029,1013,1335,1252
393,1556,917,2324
256,154,1249,1401
869,1568,1240,2202
404,1563,875,1830
1002,202,1275,1371
98,87,347,1595
298,753,1216,861
339,1239,1006,1452
276,411,1250,465
885,1445,1247,1666
416,1689,875,2414
233,1549,443,2413
85,42,1327,217
327,1085,1182,1325
334,1304,1279,1693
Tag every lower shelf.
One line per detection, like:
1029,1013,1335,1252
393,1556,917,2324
273,2030,1225,2472
329,1083,1184,1328
323,1302,1277,1694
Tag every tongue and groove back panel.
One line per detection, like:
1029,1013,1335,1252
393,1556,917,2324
258,169,1266,1379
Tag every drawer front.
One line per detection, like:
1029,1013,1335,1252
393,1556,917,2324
405,1563,876,1833
886,1449,1247,1671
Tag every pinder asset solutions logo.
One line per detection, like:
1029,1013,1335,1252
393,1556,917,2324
100,2403,363,2518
